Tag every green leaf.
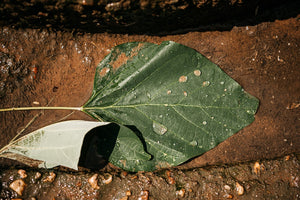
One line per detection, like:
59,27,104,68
0,120,151,170
83,41,259,171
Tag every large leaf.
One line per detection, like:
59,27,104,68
83,41,259,171
0,120,151,170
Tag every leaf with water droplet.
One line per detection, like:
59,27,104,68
152,121,168,135
80,41,259,171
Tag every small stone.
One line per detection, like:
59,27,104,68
138,190,149,200
223,193,233,199
176,188,186,197
9,179,26,196
18,169,27,179
88,174,100,189
120,171,128,178
285,155,290,161
165,170,175,185
235,182,244,196
224,184,231,190
253,162,261,175
101,173,113,184
43,172,56,183
126,190,132,196
34,172,41,180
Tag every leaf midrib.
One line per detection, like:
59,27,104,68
83,103,248,110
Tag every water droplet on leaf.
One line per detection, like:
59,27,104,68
152,121,168,135
179,75,187,83
194,70,201,76
189,140,198,146
202,81,210,87
146,92,151,99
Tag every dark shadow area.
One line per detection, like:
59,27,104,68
78,123,120,170
78,123,151,170
0,0,298,35
125,125,153,160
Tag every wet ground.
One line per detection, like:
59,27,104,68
1,154,299,199
0,6,299,200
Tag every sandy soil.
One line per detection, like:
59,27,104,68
0,11,299,200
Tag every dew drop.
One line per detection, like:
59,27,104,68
115,141,120,147
194,69,201,76
152,121,168,135
202,81,210,87
135,160,141,165
146,92,151,99
203,121,207,125
190,140,198,146
179,75,187,83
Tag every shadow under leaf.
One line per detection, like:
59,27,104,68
78,123,120,170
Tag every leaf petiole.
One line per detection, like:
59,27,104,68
0,107,83,112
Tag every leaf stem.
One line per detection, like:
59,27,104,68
0,107,83,112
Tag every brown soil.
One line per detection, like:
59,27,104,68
1,154,299,199
0,8,299,200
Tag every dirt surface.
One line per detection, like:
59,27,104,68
0,6,299,200
1,154,299,199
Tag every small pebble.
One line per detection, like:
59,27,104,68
165,170,175,184
235,182,244,195
224,184,231,190
138,190,149,200
223,193,233,199
253,162,261,175
126,190,132,196
176,188,185,198
88,174,100,189
34,172,41,180
285,155,290,161
43,172,56,183
9,179,26,196
120,171,128,178
101,173,113,184
18,169,27,179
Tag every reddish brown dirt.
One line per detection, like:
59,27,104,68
1,16,299,168
0,14,299,199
